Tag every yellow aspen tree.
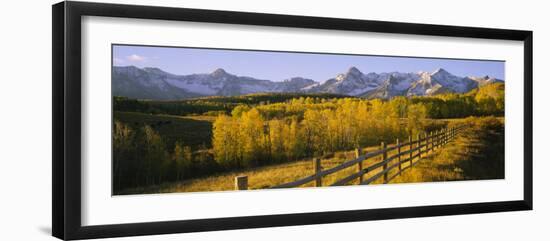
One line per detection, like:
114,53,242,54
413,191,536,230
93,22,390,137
240,108,265,167
268,119,285,162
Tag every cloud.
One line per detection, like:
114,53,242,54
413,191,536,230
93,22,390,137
113,57,125,65
126,54,147,62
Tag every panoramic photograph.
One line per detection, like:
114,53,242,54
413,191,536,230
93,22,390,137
111,44,505,195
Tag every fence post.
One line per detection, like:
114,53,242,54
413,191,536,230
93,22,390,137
451,127,455,140
437,130,441,148
235,175,248,190
442,129,445,146
314,158,322,187
408,136,413,167
444,128,448,144
433,130,437,148
434,131,437,150
429,131,433,153
355,148,363,184
423,133,427,156
396,139,401,175
417,133,422,159
381,142,388,183
424,133,428,155
442,129,445,145
454,127,456,139
437,129,441,147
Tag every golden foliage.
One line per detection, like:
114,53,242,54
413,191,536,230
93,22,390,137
212,98,408,168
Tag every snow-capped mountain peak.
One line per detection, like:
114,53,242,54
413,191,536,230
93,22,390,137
346,66,362,76
431,67,450,75
210,68,229,78
431,68,457,82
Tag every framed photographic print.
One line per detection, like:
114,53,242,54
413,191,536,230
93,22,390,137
52,1,533,240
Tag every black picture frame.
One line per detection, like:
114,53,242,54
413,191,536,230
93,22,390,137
52,1,533,240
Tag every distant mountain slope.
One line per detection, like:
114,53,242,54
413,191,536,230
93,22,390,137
112,66,316,100
112,66,503,100
112,66,201,100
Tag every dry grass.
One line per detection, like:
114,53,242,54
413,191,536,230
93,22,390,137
390,116,504,184
118,146,370,194
117,139,424,194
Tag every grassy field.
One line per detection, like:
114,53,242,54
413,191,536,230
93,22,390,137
116,144,386,194
390,116,504,183
114,111,215,150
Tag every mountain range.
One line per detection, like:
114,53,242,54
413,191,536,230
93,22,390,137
112,66,503,100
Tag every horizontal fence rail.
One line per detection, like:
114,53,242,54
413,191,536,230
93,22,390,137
234,125,465,190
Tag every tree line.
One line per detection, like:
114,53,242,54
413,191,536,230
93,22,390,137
212,98,424,169
113,121,218,192
113,93,348,116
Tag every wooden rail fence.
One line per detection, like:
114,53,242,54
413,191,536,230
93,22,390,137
234,126,464,190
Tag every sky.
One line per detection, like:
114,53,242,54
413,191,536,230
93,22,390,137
113,45,505,82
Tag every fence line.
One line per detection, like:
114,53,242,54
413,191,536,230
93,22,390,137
234,126,464,190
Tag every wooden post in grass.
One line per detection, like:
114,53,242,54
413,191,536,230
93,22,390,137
425,132,428,154
433,130,437,149
437,130,443,148
396,139,401,175
355,148,363,183
435,130,441,148
434,131,437,148
426,132,430,153
452,127,455,139
435,131,438,150
440,129,444,146
443,129,446,144
381,142,388,183
428,131,434,152
424,133,428,155
408,136,413,167
417,133,422,159
235,175,248,190
444,128,447,144
314,158,322,187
